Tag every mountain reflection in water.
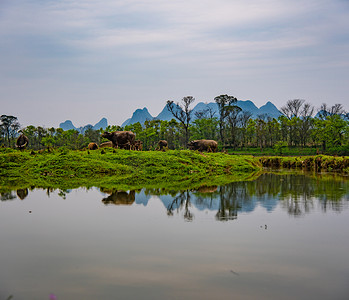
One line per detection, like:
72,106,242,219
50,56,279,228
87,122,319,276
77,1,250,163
3,173,348,220
1,172,349,300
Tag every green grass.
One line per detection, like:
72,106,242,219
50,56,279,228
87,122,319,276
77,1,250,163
226,146,319,156
0,148,262,192
259,155,349,173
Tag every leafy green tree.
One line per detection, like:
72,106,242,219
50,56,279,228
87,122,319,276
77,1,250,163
84,128,100,144
226,105,242,149
299,103,315,147
266,117,281,148
191,117,219,141
167,96,195,147
0,115,20,147
255,117,267,150
238,111,253,149
245,119,257,147
214,94,238,146
41,136,55,150
313,115,348,150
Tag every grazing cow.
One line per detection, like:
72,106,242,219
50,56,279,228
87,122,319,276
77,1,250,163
101,131,136,149
87,142,99,150
134,140,143,151
16,132,29,150
156,140,168,151
99,141,116,148
187,139,218,152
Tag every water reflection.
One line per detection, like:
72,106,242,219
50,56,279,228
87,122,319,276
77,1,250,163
16,188,28,200
101,188,136,205
1,173,348,220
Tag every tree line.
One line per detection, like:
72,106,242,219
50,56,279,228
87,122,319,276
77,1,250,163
1,96,348,154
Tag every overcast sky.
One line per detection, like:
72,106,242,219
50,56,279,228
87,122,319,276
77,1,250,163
1,0,349,128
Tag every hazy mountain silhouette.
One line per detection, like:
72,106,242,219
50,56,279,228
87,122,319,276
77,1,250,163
59,118,108,133
59,100,282,130
122,100,282,126
122,107,153,127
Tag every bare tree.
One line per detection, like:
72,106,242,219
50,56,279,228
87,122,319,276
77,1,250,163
194,109,208,120
299,102,315,147
318,103,346,119
166,96,195,147
280,99,305,120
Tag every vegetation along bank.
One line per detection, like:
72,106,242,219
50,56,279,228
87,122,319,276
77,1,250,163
0,148,261,192
259,155,349,173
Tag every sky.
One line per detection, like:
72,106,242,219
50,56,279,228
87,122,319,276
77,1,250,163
1,0,349,128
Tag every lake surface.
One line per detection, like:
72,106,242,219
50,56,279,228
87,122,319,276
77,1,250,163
1,172,349,300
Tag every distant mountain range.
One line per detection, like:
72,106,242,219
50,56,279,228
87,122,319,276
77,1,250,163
59,117,108,133
59,100,282,131
121,100,282,127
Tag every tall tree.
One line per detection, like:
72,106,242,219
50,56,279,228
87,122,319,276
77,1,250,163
166,96,195,147
0,115,20,147
318,103,346,120
226,105,242,149
299,102,315,147
280,99,305,120
238,111,253,149
214,94,238,146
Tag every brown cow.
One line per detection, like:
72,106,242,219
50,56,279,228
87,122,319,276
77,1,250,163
101,190,136,205
187,139,218,152
134,140,143,151
16,133,29,150
156,140,168,151
99,141,116,148
87,142,99,150
101,131,136,149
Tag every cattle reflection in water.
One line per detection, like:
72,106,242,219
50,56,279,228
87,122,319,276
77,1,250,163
16,188,29,200
101,189,136,205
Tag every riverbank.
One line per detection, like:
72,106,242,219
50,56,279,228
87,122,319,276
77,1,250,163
0,148,261,191
259,155,349,173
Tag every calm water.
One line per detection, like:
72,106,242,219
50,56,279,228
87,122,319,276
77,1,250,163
0,173,349,300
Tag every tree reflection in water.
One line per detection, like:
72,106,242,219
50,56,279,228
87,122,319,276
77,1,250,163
163,173,349,220
167,190,193,221
1,173,348,221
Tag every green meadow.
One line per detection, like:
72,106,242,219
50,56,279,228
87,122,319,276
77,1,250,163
0,148,261,192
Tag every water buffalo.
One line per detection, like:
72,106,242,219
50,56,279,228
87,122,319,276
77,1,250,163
17,188,29,200
87,142,99,150
156,140,168,151
16,133,29,150
101,190,136,205
101,131,136,149
99,141,116,148
134,140,143,151
187,139,218,152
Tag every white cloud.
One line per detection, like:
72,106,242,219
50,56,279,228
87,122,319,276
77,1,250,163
0,0,348,127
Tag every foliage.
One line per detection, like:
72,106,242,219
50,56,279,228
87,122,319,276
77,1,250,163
259,155,349,173
2,101,348,156
0,148,262,191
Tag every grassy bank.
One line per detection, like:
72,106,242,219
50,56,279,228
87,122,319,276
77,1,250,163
0,148,261,192
259,155,349,173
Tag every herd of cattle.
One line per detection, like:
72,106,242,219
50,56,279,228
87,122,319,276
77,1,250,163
95,131,218,152
15,130,218,152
